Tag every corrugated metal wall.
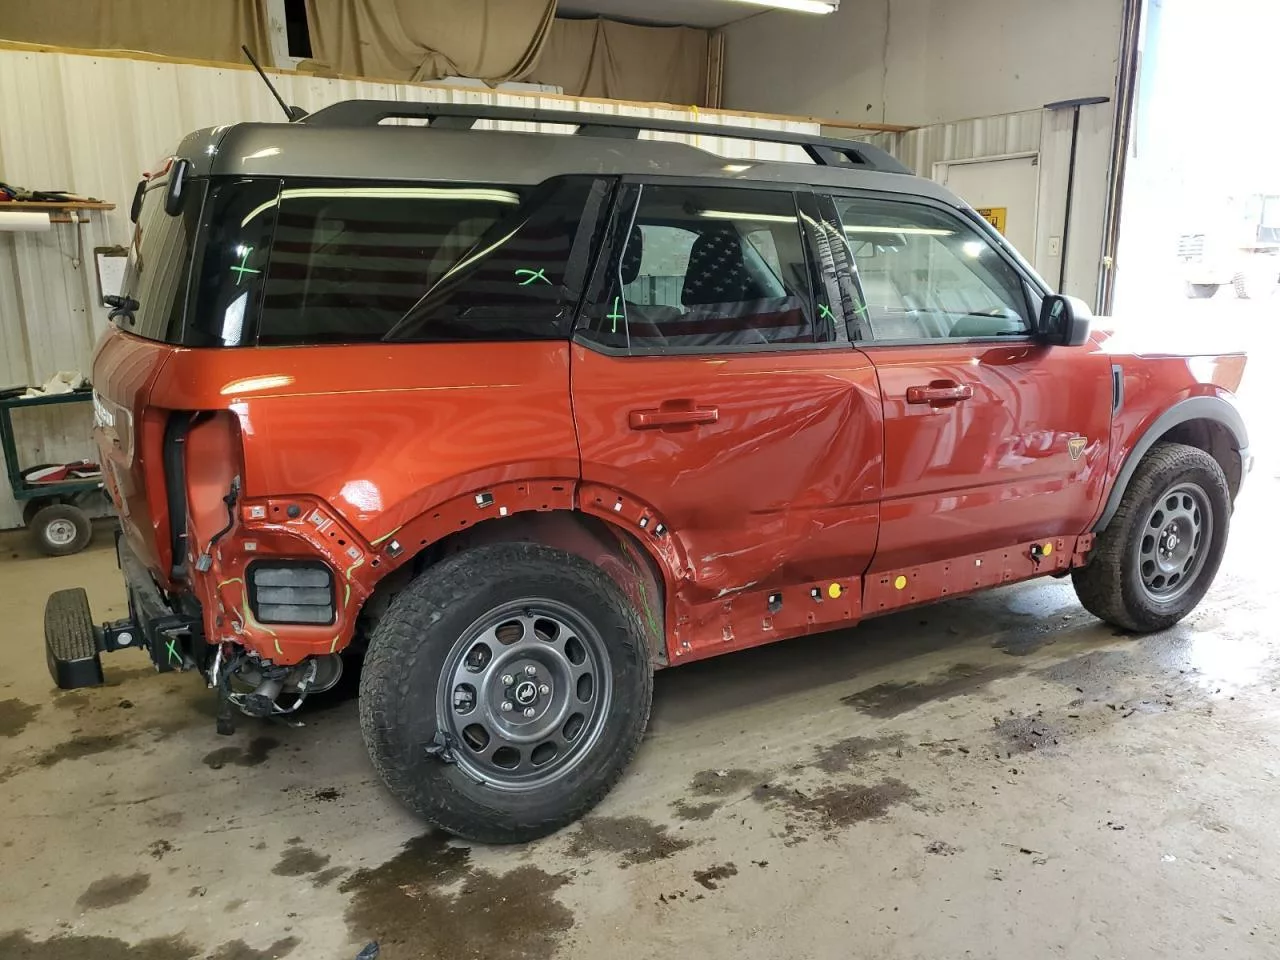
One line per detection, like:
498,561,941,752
0,45,817,529
841,105,1113,310
853,109,1043,172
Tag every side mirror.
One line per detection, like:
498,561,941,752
163,158,192,217
1038,293,1092,347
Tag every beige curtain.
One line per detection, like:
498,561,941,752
0,0,271,64
533,18,711,106
305,0,556,83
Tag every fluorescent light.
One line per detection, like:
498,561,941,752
844,225,953,237
730,0,838,13
700,210,797,223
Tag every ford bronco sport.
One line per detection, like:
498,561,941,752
46,101,1249,843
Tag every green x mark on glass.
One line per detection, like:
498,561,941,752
231,245,261,285
165,637,181,666
515,268,551,286
818,303,835,321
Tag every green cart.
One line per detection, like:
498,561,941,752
0,388,104,555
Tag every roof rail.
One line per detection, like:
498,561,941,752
300,100,910,174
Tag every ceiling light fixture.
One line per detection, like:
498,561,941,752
729,0,839,14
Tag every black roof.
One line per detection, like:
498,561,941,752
181,99,959,205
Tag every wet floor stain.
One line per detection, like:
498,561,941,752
565,815,694,867
671,799,720,821
272,839,330,877
310,866,347,888
841,663,1017,718
1040,650,1135,694
76,871,151,910
207,937,300,960
36,734,123,767
340,832,573,960
692,862,738,890
671,768,764,821
812,734,905,774
0,699,39,737
753,778,918,832
0,931,197,960
203,737,281,770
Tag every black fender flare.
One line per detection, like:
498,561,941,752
1094,395,1249,532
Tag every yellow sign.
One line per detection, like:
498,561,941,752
976,207,1008,234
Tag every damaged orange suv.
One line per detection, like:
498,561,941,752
47,101,1249,842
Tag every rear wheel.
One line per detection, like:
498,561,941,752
359,542,653,843
30,503,92,557
1072,442,1230,632
1186,283,1218,299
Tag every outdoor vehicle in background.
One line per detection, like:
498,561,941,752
1179,192,1280,298
45,100,1250,844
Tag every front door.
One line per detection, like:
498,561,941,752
826,191,1112,573
571,181,883,657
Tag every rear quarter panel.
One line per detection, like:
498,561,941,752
147,341,580,541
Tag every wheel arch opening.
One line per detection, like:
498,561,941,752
358,509,670,666
1156,417,1243,501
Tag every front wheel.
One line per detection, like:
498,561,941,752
359,542,654,843
1072,442,1231,632
1186,283,1219,299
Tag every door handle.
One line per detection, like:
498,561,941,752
905,382,974,405
629,403,719,430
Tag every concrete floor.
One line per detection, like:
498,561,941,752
3,302,1279,960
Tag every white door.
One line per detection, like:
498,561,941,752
941,156,1039,262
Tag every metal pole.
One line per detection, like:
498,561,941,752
1045,96,1110,295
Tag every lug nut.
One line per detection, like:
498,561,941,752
523,707,536,718
538,684,550,695
501,674,514,685
501,701,513,712
525,665,537,676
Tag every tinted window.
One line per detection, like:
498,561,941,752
185,178,280,347
116,178,202,342
831,196,1030,341
585,184,822,352
386,177,603,343
259,183,525,344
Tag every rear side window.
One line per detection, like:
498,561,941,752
386,177,606,343
259,184,526,344
581,184,824,353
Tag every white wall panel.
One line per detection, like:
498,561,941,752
0,46,817,528
851,105,1113,310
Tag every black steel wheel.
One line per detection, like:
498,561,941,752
439,600,613,790
1073,442,1231,632
1136,482,1211,603
359,542,653,843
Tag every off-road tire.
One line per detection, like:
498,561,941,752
30,503,92,556
1072,442,1230,632
1186,283,1218,299
359,542,653,843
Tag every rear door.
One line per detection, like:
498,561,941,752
571,181,883,650
825,191,1112,572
